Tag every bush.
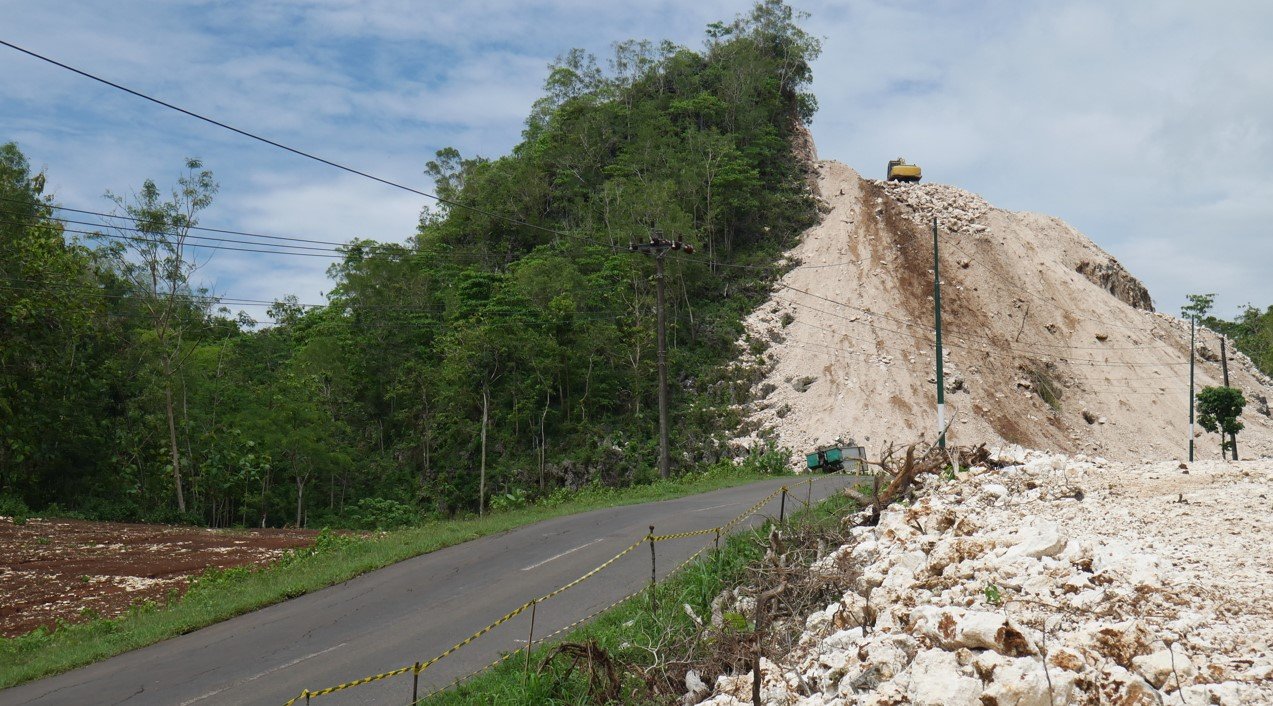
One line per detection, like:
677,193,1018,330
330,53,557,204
342,498,419,530
488,487,529,513
738,446,789,476
0,495,30,524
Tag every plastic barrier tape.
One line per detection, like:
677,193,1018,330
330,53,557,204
283,479,818,704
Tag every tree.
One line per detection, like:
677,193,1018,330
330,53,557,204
1196,386,1246,459
0,143,112,503
100,159,218,513
1181,293,1215,321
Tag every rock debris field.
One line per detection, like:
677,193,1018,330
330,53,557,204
691,449,1273,705
706,161,1273,704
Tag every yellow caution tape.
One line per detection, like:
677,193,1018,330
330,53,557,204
413,600,535,675
719,485,785,533
283,661,418,703
534,535,645,603
284,480,817,705
650,526,720,542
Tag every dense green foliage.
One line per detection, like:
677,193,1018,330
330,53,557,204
1196,386,1246,457
1184,291,1273,378
1203,305,1273,378
0,2,818,526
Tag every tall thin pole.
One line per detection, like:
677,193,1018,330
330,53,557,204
630,235,692,479
1221,336,1237,459
932,218,946,449
1189,316,1195,462
655,253,670,479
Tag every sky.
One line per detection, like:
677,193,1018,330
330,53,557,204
3,0,1271,322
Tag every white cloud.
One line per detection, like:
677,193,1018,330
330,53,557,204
3,0,1272,319
804,0,1273,314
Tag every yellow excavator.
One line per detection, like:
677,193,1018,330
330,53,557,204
886,157,922,182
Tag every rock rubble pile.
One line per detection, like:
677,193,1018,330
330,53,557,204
879,180,990,237
688,449,1273,705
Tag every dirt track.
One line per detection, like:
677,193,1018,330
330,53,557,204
0,517,315,637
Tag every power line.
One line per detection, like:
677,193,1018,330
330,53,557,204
0,278,640,324
784,315,1193,386
775,293,1190,371
2,198,629,272
44,224,344,258
777,336,1186,397
0,39,590,246
773,285,1190,368
0,194,350,247
941,232,1164,338
29,214,342,254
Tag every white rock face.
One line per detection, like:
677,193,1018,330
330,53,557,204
683,450,1273,704
730,162,1273,466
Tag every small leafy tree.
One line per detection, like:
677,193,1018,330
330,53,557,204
1181,293,1215,321
1196,386,1245,458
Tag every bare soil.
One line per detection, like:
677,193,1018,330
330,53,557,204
0,517,316,638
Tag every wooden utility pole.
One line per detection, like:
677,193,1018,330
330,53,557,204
932,218,946,449
479,386,489,516
1189,317,1195,463
1221,336,1237,459
629,234,694,479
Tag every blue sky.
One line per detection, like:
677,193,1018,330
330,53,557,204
3,0,1271,320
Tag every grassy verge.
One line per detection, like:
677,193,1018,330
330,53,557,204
423,490,856,705
0,465,786,689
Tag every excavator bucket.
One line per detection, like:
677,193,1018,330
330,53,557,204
887,158,922,182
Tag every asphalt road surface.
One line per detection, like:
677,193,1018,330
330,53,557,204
1,474,857,706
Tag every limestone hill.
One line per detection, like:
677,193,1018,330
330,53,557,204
735,161,1273,464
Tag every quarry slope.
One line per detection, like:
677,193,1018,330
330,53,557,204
694,451,1273,705
736,161,1273,464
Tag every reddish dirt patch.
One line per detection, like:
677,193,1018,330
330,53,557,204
0,517,316,637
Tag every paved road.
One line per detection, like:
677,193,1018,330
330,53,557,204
1,475,856,706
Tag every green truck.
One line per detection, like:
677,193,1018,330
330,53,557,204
805,443,866,473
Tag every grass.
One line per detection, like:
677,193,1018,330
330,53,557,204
0,464,787,689
422,490,857,705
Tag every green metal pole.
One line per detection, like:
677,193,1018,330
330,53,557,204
1189,316,1195,462
932,218,946,449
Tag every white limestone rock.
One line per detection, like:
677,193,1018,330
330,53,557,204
906,649,983,706
1132,648,1197,690
1004,516,1066,559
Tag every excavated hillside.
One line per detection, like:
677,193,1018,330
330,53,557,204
735,161,1273,464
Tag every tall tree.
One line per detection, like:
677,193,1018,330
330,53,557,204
100,159,218,513
0,143,110,501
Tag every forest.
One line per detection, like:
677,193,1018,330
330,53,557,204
6,0,1273,531
0,1,823,528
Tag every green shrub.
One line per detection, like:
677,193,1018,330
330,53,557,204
342,498,419,530
0,495,30,525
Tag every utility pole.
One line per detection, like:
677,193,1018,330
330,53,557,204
1189,316,1195,463
932,217,946,449
629,233,694,479
1221,336,1237,459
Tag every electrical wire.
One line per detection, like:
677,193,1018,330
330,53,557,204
0,194,348,247
773,286,1190,368
0,39,590,247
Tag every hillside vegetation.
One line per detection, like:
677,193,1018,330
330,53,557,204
0,1,819,527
